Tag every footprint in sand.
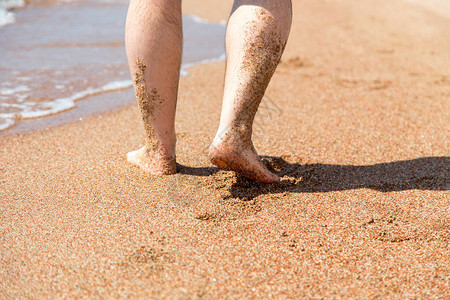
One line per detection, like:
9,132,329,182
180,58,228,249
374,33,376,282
335,77,391,90
279,56,313,69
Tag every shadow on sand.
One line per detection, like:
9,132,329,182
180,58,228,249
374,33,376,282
177,156,449,200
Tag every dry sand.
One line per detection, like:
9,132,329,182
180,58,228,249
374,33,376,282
1,0,449,298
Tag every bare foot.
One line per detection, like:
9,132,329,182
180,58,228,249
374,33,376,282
209,133,280,183
127,145,176,175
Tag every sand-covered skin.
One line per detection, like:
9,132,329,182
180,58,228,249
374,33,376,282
1,0,449,298
127,58,176,175
134,58,161,151
209,7,288,183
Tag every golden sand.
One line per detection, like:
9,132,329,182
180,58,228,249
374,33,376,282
1,0,449,297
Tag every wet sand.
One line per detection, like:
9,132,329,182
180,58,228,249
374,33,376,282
1,0,449,298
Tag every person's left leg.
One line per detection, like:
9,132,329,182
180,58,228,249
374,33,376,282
209,0,292,183
125,0,182,175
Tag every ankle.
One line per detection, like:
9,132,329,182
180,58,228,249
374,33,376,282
144,130,176,155
212,127,253,153
144,140,175,159
218,122,252,140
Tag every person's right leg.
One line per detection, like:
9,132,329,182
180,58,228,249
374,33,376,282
209,0,292,183
125,0,182,175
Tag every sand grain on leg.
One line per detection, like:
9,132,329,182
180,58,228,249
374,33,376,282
127,58,176,175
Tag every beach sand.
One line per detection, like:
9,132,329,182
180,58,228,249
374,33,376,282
1,0,449,298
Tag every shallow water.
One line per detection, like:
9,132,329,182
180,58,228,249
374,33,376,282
0,0,24,27
0,0,226,132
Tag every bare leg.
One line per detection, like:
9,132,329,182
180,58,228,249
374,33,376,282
125,0,182,175
209,0,292,183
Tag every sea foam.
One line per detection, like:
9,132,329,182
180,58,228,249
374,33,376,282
0,0,24,27
0,80,134,129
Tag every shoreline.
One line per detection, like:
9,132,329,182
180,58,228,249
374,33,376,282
3,0,449,137
0,0,226,134
0,54,226,137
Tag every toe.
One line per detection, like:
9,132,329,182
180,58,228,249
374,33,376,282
263,172,280,183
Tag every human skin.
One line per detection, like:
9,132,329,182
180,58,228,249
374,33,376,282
125,0,292,182
125,0,182,175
